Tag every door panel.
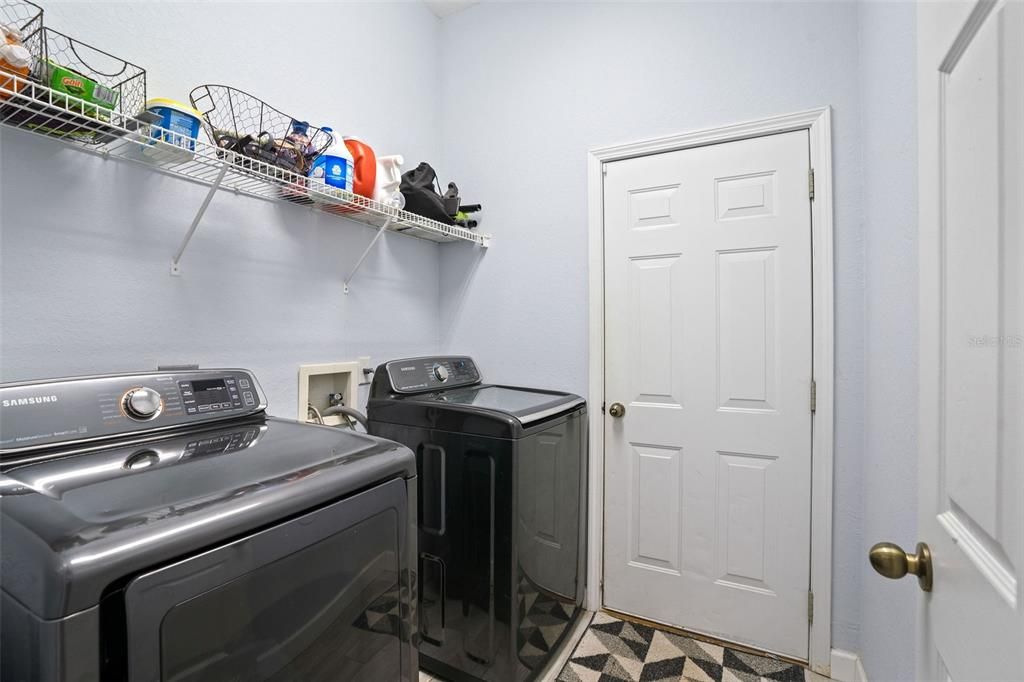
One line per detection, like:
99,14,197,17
630,184,683,230
918,1,1024,680
631,444,684,572
718,452,776,589
603,131,813,659
715,172,776,221
629,254,685,406
717,248,778,411
942,2,1010,549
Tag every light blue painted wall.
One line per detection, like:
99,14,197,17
436,1,867,653
0,2,445,416
858,2,918,679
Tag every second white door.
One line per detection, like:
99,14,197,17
603,130,814,659
914,1,1024,679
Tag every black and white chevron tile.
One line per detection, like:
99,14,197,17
557,613,818,682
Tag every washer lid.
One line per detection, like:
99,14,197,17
368,384,586,437
432,385,585,425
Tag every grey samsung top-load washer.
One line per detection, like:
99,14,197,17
367,356,587,682
0,368,418,682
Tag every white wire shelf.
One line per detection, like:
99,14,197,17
0,75,490,283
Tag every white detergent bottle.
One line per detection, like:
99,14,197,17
373,155,405,207
308,127,354,195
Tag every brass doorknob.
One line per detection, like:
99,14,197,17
608,402,626,418
869,541,933,592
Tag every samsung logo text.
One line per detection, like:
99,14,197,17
2,395,60,408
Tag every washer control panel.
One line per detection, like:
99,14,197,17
177,374,259,416
383,356,480,394
0,369,267,456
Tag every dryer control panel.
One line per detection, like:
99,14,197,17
0,369,267,456
379,356,480,394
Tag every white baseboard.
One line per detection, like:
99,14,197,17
830,649,868,682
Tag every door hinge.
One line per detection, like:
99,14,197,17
810,379,817,413
808,168,815,201
602,164,608,176
808,591,814,623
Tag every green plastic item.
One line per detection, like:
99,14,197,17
46,60,118,121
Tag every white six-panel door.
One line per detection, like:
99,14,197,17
917,1,1024,679
602,131,814,659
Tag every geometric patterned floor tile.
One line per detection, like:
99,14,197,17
557,612,813,682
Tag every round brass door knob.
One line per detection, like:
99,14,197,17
869,541,933,592
608,402,626,418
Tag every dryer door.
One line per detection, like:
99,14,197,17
123,478,415,681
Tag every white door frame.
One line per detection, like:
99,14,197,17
586,107,835,675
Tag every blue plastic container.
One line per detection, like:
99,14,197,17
145,98,203,158
308,127,353,191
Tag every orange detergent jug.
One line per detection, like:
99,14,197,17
0,43,30,101
344,136,377,199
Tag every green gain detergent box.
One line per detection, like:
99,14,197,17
46,61,119,121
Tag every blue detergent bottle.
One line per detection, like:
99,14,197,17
308,127,354,192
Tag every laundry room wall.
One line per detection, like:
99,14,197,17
0,2,444,416
435,1,867,655
857,2,919,680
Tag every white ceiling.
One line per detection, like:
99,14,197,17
423,0,478,18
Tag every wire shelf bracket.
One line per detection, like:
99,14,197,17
170,162,229,276
343,217,392,294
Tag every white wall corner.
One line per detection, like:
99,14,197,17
830,649,869,682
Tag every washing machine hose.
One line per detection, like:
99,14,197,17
321,405,369,432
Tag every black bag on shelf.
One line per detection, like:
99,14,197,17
400,162,456,225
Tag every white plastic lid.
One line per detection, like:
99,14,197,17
145,98,204,119
0,43,31,69
1,24,24,43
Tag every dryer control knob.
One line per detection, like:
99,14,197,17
123,387,163,421
433,364,449,382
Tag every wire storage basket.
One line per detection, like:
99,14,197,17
1,26,146,144
39,28,146,120
189,84,333,178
